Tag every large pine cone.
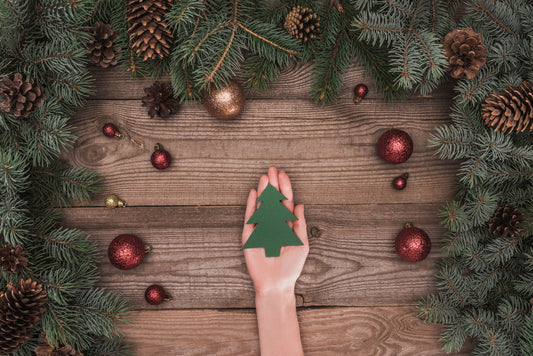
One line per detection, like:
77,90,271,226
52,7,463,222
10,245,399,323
0,73,46,118
35,334,84,356
482,81,533,133
88,22,118,68
141,81,179,118
0,244,28,273
127,0,173,61
488,204,524,238
284,6,320,43
442,28,487,79
0,279,48,354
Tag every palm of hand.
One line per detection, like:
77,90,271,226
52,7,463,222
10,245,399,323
242,167,309,294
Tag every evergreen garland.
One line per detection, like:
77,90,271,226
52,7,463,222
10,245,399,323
0,1,129,355
1,0,533,354
417,1,533,355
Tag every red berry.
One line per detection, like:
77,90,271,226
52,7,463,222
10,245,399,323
102,123,122,138
353,83,368,104
151,143,171,170
145,284,169,305
392,173,409,190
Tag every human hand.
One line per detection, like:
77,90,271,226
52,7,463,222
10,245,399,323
242,166,309,295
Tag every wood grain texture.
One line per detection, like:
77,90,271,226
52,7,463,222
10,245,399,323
120,307,472,355
88,63,453,101
61,60,462,352
62,204,444,309
65,97,457,206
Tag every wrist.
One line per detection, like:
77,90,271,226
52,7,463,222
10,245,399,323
254,285,295,298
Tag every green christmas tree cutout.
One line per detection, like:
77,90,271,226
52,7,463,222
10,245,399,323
244,184,303,257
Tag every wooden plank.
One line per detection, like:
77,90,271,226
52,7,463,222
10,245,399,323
88,63,454,101
62,204,445,309
120,307,471,355
65,98,457,206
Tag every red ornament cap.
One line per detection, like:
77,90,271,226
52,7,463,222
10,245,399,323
145,284,171,305
102,123,123,138
151,143,172,170
392,173,409,190
353,83,368,104
395,223,431,262
377,129,413,164
108,234,151,270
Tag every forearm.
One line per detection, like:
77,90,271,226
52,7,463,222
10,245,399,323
255,288,304,356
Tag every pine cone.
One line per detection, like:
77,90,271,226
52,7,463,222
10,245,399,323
481,81,533,133
127,0,173,61
35,334,84,356
488,204,524,238
141,81,179,118
0,244,28,273
442,27,487,79
0,73,46,118
0,279,48,354
284,6,320,43
88,22,118,68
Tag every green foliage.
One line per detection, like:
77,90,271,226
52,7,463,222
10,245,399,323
166,0,303,101
352,0,453,95
419,1,533,355
0,1,129,355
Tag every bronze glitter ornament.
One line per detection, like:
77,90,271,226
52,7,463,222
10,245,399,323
105,194,127,208
203,80,246,120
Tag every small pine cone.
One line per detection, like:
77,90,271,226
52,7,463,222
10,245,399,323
35,334,84,356
88,22,118,68
0,279,48,354
141,81,179,118
0,73,46,118
442,27,487,79
0,244,28,273
481,81,533,133
284,6,320,43
488,204,524,238
127,0,173,61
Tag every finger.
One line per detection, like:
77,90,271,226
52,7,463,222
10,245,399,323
293,204,308,247
242,189,257,246
256,174,269,210
268,166,279,190
278,171,294,212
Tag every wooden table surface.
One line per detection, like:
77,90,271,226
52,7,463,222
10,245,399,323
62,63,470,355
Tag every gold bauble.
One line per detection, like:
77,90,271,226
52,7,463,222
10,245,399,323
203,80,246,120
105,194,127,208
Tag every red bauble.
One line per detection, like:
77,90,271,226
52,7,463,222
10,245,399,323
392,173,409,190
353,83,368,104
151,143,171,170
102,123,122,138
395,223,431,262
145,284,170,305
377,129,413,164
108,234,150,270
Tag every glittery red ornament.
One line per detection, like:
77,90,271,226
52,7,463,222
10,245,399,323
102,123,122,138
108,234,150,270
353,83,368,104
377,129,413,164
395,223,431,262
392,173,409,190
151,143,171,170
145,284,171,305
